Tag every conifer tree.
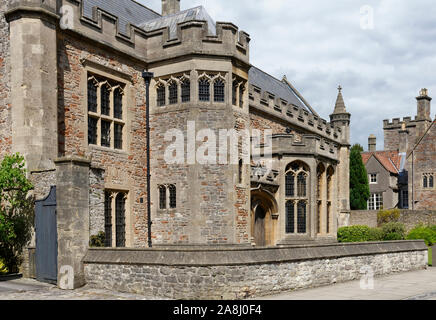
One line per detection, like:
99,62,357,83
350,144,370,210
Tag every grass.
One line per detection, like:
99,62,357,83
429,247,433,267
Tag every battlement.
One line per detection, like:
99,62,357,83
248,84,342,144
383,116,418,129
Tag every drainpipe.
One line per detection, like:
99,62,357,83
142,70,154,248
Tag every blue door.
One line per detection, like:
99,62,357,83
35,186,57,284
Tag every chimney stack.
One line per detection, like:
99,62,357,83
399,122,409,153
162,0,180,16
416,88,432,121
368,134,376,152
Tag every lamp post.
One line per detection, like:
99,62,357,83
142,71,154,248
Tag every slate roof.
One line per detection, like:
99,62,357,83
361,151,402,175
140,6,216,39
248,67,313,113
83,0,160,35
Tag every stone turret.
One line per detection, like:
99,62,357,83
330,85,351,144
329,86,351,227
162,0,180,16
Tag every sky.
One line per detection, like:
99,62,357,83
139,0,436,150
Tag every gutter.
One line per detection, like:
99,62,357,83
142,71,154,248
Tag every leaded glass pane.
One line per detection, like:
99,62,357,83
169,82,178,104
114,88,123,119
297,173,306,197
101,85,110,116
159,185,166,209
181,80,190,102
430,175,434,188
286,201,294,233
88,117,98,145
114,123,123,150
101,120,111,147
104,192,112,247
239,85,244,107
199,78,210,102
285,173,294,197
214,79,225,102
115,193,126,248
169,185,176,209
157,86,166,106
297,201,306,233
88,80,97,112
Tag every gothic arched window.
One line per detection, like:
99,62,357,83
159,185,167,209
169,185,177,209
157,84,166,107
87,79,97,112
430,175,434,188
181,79,190,102
284,161,309,234
114,87,123,119
199,78,210,102
101,84,111,116
423,176,428,188
169,81,178,105
214,78,225,102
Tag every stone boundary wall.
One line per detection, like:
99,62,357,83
350,210,436,231
83,241,428,299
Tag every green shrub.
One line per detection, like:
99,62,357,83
0,258,7,274
377,208,401,226
368,227,384,241
406,225,436,246
89,231,106,248
381,222,406,240
337,225,371,243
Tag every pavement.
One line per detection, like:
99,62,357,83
0,268,434,300
253,267,436,300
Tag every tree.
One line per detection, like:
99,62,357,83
350,144,370,210
0,154,34,274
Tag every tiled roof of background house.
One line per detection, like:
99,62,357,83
361,151,401,174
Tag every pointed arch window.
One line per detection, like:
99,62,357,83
199,78,210,102
87,79,97,112
169,185,177,209
284,161,310,234
114,87,123,119
104,192,112,247
159,185,167,210
157,84,166,107
181,79,190,102
169,81,178,104
101,84,111,116
286,172,295,197
430,175,434,188
214,78,225,102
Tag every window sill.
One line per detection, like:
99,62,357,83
89,144,128,155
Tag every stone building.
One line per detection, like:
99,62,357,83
363,89,436,210
0,0,351,284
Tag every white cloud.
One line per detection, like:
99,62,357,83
140,0,436,150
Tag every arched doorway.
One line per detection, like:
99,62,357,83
251,188,278,246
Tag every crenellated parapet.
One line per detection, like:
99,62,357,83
383,116,417,129
144,20,250,65
248,84,343,144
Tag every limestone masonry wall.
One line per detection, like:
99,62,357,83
350,210,436,231
0,1,12,158
83,241,428,299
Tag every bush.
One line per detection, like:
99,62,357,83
337,225,371,243
89,231,106,248
368,227,384,241
0,258,7,274
377,208,401,226
0,154,34,274
381,222,406,241
406,225,436,247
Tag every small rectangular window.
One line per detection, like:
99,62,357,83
169,185,176,209
157,86,166,107
181,80,190,103
370,174,377,184
101,120,111,147
104,192,112,247
159,186,166,209
169,82,178,104
199,79,210,102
